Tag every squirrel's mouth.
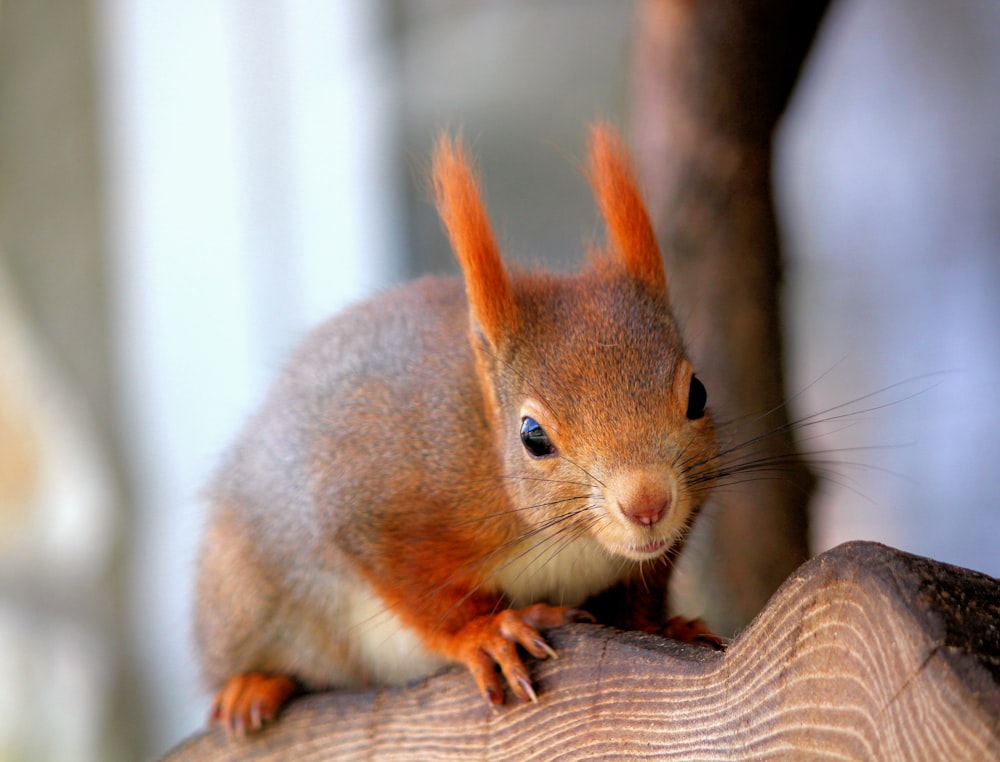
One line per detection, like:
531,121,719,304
624,538,670,560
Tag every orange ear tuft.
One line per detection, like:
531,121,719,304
432,134,519,345
587,124,667,299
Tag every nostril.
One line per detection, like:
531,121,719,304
632,508,660,527
623,495,670,527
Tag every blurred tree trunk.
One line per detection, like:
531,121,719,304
630,0,831,633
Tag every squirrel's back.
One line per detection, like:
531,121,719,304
204,274,489,543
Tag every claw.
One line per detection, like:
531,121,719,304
226,714,244,742
209,673,299,738
485,685,504,706
694,633,728,651
518,677,539,704
249,699,263,731
533,637,559,660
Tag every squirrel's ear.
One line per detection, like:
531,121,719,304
433,133,519,345
587,124,667,300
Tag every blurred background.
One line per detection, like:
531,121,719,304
0,0,997,758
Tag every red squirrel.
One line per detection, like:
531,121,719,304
194,124,721,738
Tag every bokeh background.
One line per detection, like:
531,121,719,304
0,1,997,758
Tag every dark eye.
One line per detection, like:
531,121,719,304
686,375,707,420
520,417,556,458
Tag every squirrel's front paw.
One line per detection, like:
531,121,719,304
209,672,299,739
663,615,728,651
452,603,593,707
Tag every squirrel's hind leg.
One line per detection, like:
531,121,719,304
195,506,296,733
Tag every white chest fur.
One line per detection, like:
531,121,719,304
330,538,620,687
290,535,626,689
491,531,626,609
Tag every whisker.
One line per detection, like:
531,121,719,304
699,375,946,475
492,473,601,489
339,496,598,639
428,505,597,627
496,519,596,602
561,454,608,489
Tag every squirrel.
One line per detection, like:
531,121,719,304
194,124,722,739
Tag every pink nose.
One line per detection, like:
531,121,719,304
621,493,671,527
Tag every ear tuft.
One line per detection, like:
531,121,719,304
587,124,667,299
432,133,519,345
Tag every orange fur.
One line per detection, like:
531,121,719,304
432,134,519,344
587,124,667,299
210,673,299,739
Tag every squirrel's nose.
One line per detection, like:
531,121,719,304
607,470,676,528
621,492,671,527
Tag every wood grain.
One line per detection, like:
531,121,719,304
164,541,1000,760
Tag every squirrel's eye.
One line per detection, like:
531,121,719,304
686,375,707,421
520,417,556,458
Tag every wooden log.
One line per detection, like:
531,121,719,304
163,541,999,761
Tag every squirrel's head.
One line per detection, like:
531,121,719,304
432,125,716,562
